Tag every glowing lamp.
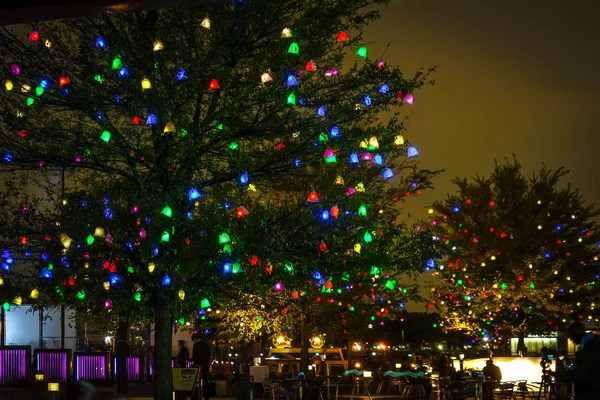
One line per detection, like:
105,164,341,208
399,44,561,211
287,93,296,105
394,135,405,145
358,205,367,216
407,146,419,158
29,30,40,41
404,93,414,104
201,298,211,308
317,106,326,117
236,206,249,218
153,40,164,51
261,72,272,83
12,296,22,306
111,57,122,70
356,47,367,58
307,191,319,203
364,95,372,106
208,79,220,90
161,205,172,217
324,149,336,163
30,288,39,299
337,31,349,41
362,153,371,161
76,291,85,300
288,42,299,55
104,300,112,309
2,302,9,311
281,28,292,38
364,231,373,243
118,68,129,77
164,122,176,133
350,153,359,164
240,171,249,184
36,86,44,96
146,114,157,125
330,206,339,218
201,17,211,29
45,40,52,48
5,80,13,91
364,371,372,378
306,60,315,71
335,175,344,185
162,275,171,286
48,382,59,392
94,226,105,237
178,290,185,300
134,292,142,302
321,210,330,220
100,131,111,143
148,263,156,273
379,84,390,94
373,154,383,165
141,77,151,90
382,168,394,180
274,282,283,291
35,371,44,381
354,243,361,253
59,233,73,249
59,76,70,87
161,231,170,242
95,37,105,48
219,232,231,244
11,64,20,75
188,188,201,200
287,74,298,87
368,136,379,149
21,84,31,93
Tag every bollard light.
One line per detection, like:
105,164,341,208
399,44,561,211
48,382,59,391
363,371,372,378
395,363,401,369
35,371,45,381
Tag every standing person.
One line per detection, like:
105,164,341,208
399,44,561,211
192,333,212,400
559,321,600,400
176,340,191,368
482,359,502,381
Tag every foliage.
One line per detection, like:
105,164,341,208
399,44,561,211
0,0,438,396
428,159,600,346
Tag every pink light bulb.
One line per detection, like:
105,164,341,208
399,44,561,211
274,282,283,291
105,300,112,309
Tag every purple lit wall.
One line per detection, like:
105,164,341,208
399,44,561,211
171,359,194,368
112,356,143,382
35,349,70,384
0,346,31,385
74,352,109,381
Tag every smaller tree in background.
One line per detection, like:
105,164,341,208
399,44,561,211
428,159,600,352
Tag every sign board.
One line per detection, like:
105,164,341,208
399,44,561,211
173,367,199,392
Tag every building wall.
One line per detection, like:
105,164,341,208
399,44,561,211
5,305,77,353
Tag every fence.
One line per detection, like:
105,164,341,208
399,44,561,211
112,355,144,382
34,348,71,384
0,346,31,385
73,352,110,382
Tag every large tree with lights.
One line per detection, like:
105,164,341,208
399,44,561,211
0,1,438,397
428,159,600,351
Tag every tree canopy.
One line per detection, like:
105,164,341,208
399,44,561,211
428,159,600,346
0,0,438,397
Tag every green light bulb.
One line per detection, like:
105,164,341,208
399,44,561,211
287,93,296,105
161,206,173,218
219,232,231,244
112,57,122,70
358,205,367,216
201,298,211,308
76,290,85,299
86,235,94,245
288,42,299,55
364,231,373,243
134,292,142,302
229,142,239,150
94,75,103,83
356,47,367,58
35,86,44,96
26,97,34,106
161,231,170,242
100,131,111,143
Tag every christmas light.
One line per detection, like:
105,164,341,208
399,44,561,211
286,75,298,87
356,47,367,58
30,31,40,41
287,93,296,105
164,122,176,133
261,72,272,83
161,206,172,217
153,40,164,51
209,79,220,90
201,17,211,29
337,32,349,41
407,146,418,158
307,191,319,202
100,131,111,143
382,168,394,179
141,78,151,90
95,37,105,48
288,42,299,55
188,188,201,200
281,28,292,38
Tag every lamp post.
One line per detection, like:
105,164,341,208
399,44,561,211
48,381,60,400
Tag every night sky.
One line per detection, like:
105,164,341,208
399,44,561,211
365,0,600,216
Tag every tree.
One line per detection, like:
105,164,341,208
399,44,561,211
0,1,437,398
428,159,600,351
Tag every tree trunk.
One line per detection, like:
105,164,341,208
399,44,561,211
517,333,527,357
300,316,309,373
154,293,174,400
115,318,130,395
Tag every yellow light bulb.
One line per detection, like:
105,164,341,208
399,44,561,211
178,290,185,300
164,122,176,133
201,17,211,29
103,282,110,291
13,296,22,306
281,28,292,38
148,263,156,273
261,72,272,84
490,256,496,260
84,262,89,269
141,78,152,90
153,40,164,51
21,84,31,93
30,289,39,299
428,208,434,214
394,135,405,146
5,80,13,91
